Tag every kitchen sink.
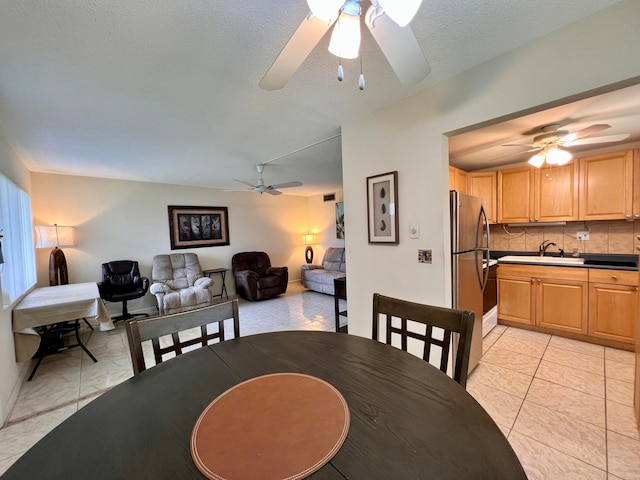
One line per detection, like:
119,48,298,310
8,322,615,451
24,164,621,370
498,255,585,265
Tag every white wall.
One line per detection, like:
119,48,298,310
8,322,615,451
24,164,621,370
342,1,640,339
0,135,32,424
30,173,311,314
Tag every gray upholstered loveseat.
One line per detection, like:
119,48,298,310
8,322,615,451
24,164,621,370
301,247,345,295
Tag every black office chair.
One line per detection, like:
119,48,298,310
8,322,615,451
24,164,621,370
98,260,150,322
372,293,474,388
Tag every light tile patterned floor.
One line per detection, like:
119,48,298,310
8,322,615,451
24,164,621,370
1,283,638,479
474,325,640,480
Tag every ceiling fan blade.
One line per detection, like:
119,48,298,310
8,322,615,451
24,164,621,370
501,143,537,148
365,9,430,86
269,181,303,189
259,13,336,91
559,124,610,142
267,189,283,195
564,133,630,146
232,179,257,188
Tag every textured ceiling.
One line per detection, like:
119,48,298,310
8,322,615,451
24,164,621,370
0,0,627,196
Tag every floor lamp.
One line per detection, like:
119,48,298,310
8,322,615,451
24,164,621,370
35,224,76,286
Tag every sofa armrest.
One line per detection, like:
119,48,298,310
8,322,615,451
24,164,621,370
133,276,150,291
150,283,170,295
301,264,322,271
266,266,288,277
235,270,259,282
194,277,213,289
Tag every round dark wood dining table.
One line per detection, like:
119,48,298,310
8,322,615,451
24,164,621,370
2,331,527,479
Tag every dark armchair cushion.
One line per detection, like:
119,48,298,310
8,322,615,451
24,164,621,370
232,252,288,301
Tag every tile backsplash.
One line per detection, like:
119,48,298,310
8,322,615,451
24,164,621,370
489,220,640,255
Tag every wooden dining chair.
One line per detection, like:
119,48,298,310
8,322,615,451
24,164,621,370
372,293,474,388
125,299,240,375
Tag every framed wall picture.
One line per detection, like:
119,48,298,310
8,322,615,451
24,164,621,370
335,202,345,239
366,171,398,244
168,206,230,249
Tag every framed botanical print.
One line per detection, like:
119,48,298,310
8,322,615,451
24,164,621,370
168,206,230,249
366,171,398,244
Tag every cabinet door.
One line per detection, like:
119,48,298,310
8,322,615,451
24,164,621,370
468,172,497,224
588,283,637,344
497,275,534,325
579,150,633,220
535,161,579,221
536,278,588,334
633,149,640,220
449,166,468,193
498,166,534,223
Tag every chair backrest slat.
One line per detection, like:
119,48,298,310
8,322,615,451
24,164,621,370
126,300,240,376
372,293,474,388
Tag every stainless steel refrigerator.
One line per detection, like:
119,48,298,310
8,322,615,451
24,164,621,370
450,191,490,373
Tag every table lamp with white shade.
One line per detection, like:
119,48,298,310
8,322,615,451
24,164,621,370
303,233,317,264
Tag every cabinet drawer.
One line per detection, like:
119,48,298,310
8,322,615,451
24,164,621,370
589,269,638,286
497,264,588,281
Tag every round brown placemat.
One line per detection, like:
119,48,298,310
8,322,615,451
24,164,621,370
191,373,350,480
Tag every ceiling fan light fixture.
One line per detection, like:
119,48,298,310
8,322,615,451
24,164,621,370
307,0,345,21
528,152,546,168
328,2,361,59
546,146,572,166
377,0,423,27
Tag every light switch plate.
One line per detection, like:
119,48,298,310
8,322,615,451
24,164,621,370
409,224,420,239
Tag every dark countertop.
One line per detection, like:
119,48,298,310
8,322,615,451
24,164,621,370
490,250,639,271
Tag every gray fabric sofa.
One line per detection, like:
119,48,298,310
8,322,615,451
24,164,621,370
301,247,346,295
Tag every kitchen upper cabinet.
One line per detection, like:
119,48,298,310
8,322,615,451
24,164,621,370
588,269,638,344
579,150,634,220
449,166,468,193
497,264,588,334
468,172,497,224
535,161,579,221
498,166,534,223
497,162,578,223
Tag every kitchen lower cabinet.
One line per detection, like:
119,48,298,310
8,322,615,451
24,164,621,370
588,269,638,344
498,264,638,348
497,275,533,325
536,277,588,334
497,264,588,334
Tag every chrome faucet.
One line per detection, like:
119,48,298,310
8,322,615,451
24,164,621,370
539,240,557,256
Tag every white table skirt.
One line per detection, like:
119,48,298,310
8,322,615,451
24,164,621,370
12,283,114,362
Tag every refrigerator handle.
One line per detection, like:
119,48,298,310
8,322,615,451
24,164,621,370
478,205,490,292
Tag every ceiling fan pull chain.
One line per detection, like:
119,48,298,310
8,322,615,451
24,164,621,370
337,59,344,81
359,56,365,90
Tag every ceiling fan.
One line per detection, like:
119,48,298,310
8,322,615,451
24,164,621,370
502,123,630,167
259,0,430,91
226,164,303,195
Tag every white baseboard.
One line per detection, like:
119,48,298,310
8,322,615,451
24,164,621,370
482,306,498,337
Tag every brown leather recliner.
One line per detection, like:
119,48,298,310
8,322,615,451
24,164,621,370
232,252,288,301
